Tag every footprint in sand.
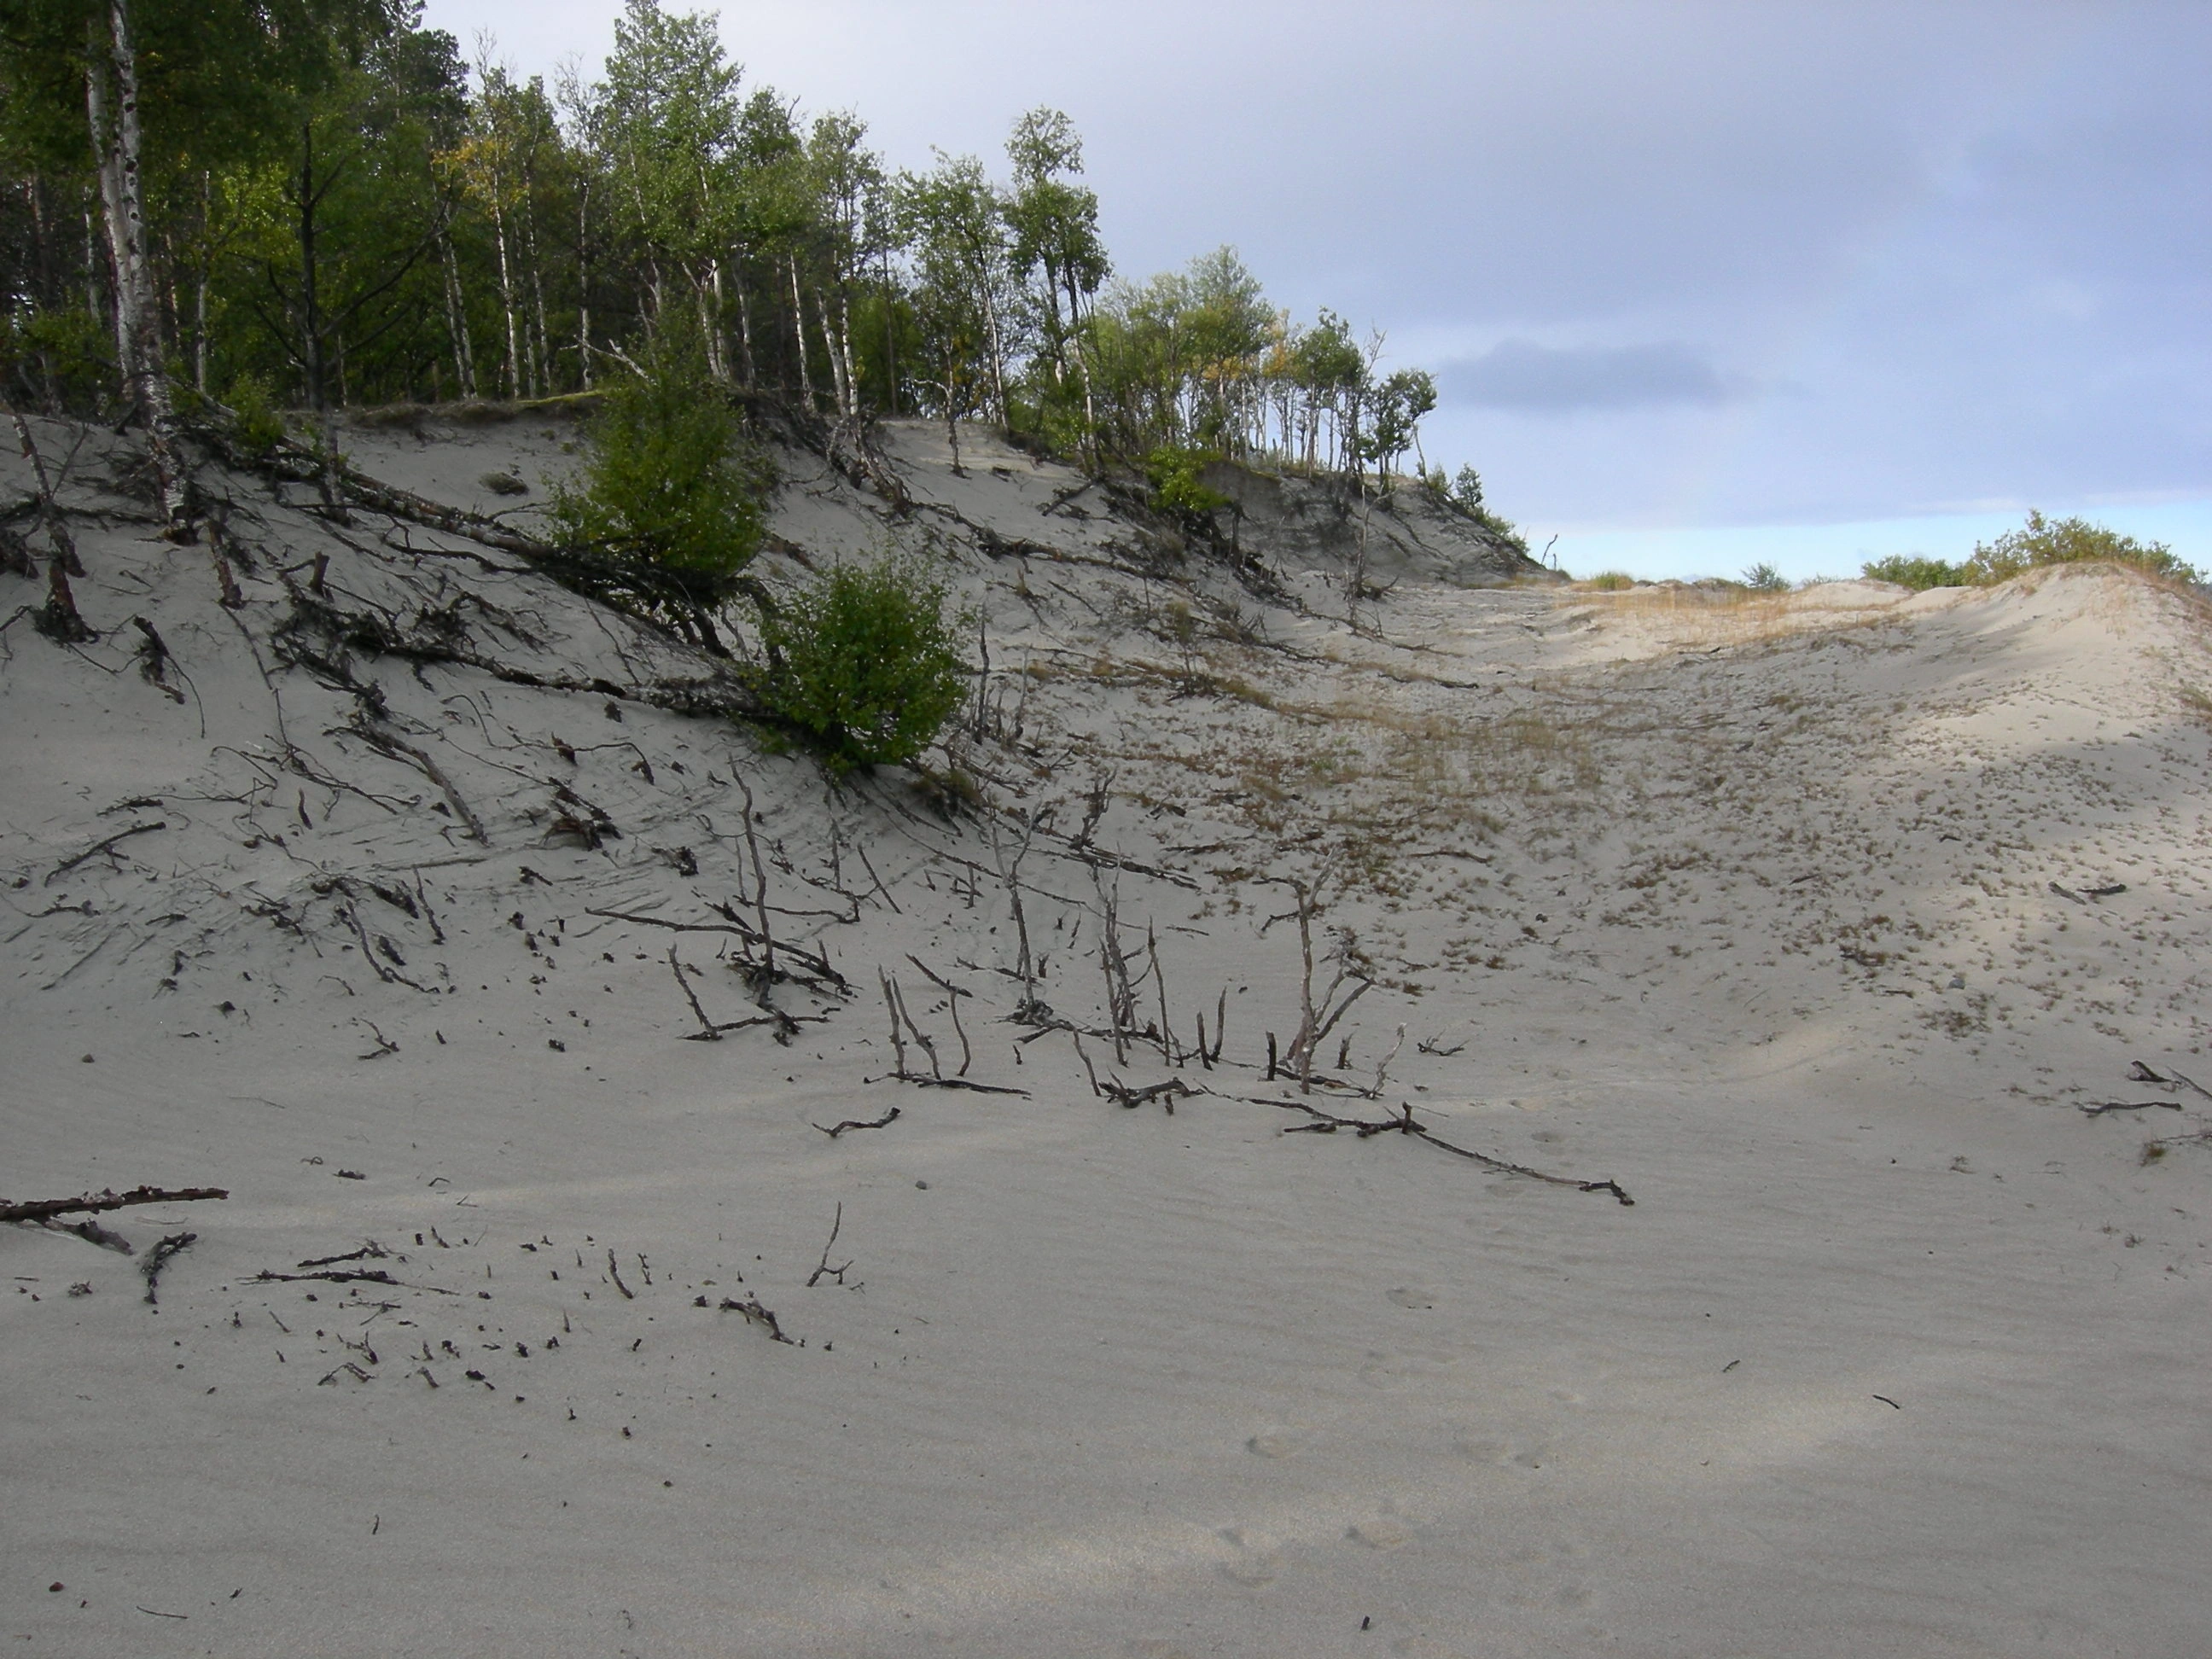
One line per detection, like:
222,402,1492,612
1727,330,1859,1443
1245,1429,1297,1458
1387,1286,1438,1309
1347,1517,1414,1550
1214,1526,1281,1587
1359,1349,1411,1389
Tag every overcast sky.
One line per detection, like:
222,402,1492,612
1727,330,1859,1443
420,0,2211,578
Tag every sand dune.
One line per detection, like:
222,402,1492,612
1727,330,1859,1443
4,413,2209,1656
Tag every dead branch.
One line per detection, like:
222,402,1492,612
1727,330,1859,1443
988,806,1049,1017
905,956,974,1075
250,1268,403,1286
354,728,488,841
813,1106,901,1138
806,1202,853,1286
2129,1060,2212,1101
1363,1024,1407,1100
670,942,720,1039
1101,1074,1195,1115
45,1216,134,1252
731,771,777,985
714,1293,795,1343
1262,1095,1634,1204
2080,1100,2182,1115
606,1249,635,1299
140,1231,196,1304
1,1185,227,1225
45,820,166,884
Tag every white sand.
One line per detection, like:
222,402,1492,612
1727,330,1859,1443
4,414,2210,1656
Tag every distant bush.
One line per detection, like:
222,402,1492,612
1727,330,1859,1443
1743,562,1789,592
1964,510,2199,585
549,314,769,584
1862,554,1968,591
1584,571,1636,591
1862,514,2200,591
758,556,967,775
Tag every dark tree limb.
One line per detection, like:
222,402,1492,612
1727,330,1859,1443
1,1185,226,1225
140,1231,196,1304
45,821,166,885
814,1106,901,1138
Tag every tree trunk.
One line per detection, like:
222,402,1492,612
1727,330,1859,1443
787,254,816,410
295,125,341,513
91,0,186,533
489,190,519,400
193,170,211,394
836,287,860,420
439,213,477,399
522,160,550,396
816,286,848,416
9,405,94,642
573,174,591,390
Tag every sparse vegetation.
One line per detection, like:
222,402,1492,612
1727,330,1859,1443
1743,562,1789,592
1584,571,1637,591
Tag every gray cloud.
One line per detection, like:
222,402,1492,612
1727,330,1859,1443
1442,341,1743,413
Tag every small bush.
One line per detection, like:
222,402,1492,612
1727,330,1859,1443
1863,554,1967,591
1965,510,2199,585
1144,445,1228,515
228,373,288,457
549,314,768,582
1585,571,1636,591
1743,561,1789,591
758,556,967,774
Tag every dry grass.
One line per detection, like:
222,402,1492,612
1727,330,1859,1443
1557,580,1907,650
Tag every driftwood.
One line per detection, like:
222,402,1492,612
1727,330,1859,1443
2,1185,227,1225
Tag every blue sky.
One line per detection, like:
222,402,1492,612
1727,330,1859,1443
422,0,2211,581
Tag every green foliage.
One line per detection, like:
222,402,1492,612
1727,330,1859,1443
1862,554,1967,591
757,556,968,774
549,313,768,581
1743,561,1789,592
1964,510,2199,585
226,372,288,455
1861,514,2202,591
1451,464,1486,513
1585,571,1636,591
1144,444,1227,515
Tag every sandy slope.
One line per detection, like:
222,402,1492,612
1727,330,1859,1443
3,412,2210,1658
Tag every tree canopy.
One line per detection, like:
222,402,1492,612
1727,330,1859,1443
2,0,1489,503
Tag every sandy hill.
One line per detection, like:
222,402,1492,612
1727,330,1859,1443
4,410,2210,1657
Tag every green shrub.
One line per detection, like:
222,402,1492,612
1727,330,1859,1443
758,556,968,774
1585,571,1636,591
1743,561,1789,592
1862,554,1967,591
227,373,288,456
1144,445,1227,515
549,314,768,582
1964,510,2199,585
